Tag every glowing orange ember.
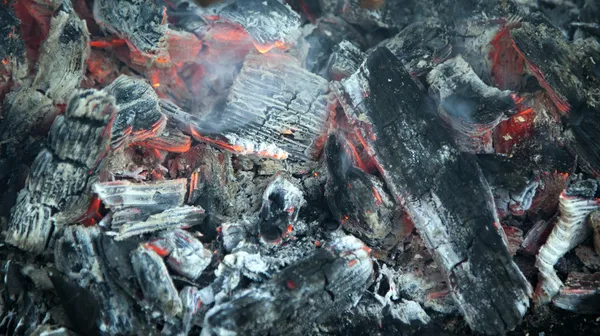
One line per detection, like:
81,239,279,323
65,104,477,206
144,242,170,257
286,280,297,290
90,39,126,48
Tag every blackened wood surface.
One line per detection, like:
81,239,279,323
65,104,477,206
339,47,531,334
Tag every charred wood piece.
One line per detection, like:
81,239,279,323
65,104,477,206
334,47,531,334
201,235,373,336
6,90,117,253
553,272,600,314
590,210,600,255
54,226,138,334
93,179,187,213
521,219,553,256
324,131,403,251
93,0,167,57
380,18,451,77
32,9,90,104
103,75,167,149
0,3,28,88
139,124,191,153
258,175,305,243
114,205,205,241
131,245,183,317
427,56,516,153
327,40,365,81
198,0,301,52
535,179,600,304
167,54,331,161
144,229,212,280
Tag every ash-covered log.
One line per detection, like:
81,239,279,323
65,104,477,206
535,179,600,304
324,131,404,252
197,0,301,53
165,53,331,161
326,40,365,80
552,272,600,314
258,175,305,243
334,47,531,334
6,90,117,253
426,55,516,153
201,235,373,336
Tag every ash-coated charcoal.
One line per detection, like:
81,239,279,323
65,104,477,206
510,13,587,113
552,272,600,314
327,40,365,80
32,9,90,104
258,175,305,243
324,131,404,251
427,55,516,153
140,124,191,153
6,90,118,253
93,178,187,212
335,47,532,335
115,205,205,241
380,18,451,77
93,0,167,56
183,53,331,161
131,245,183,317
0,2,28,84
476,154,539,217
201,235,373,336
535,179,600,305
199,0,301,52
590,210,600,255
54,226,138,334
144,229,212,280
103,75,167,149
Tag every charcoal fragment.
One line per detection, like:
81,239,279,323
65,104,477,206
590,210,600,255
535,179,600,304
553,272,600,314
427,56,516,153
327,40,365,80
202,235,373,336
335,47,531,334
93,178,187,212
258,175,305,243
115,206,205,241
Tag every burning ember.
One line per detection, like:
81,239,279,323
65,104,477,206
1,0,600,335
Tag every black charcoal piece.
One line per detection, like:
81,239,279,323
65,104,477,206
427,55,516,153
6,90,117,253
380,18,451,77
327,40,365,80
324,132,403,251
535,179,600,305
93,0,167,56
258,175,305,243
131,245,183,317
103,75,167,149
568,105,600,176
335,47,531,334
0,2,27,81
202,235,373,336
172,53,331,161
553,272,600,314
510,13,587,113
199,0,301,51
32,9,90,103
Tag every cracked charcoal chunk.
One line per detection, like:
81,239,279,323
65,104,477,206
568,105,600,176
258,175,305,243
380,18,452,77
427,55,516,153
54,226,137,334
93,179,187,212
131,245,183,317
93,0,166,55
182,53,331,161
535,179,600,305
510,13,587,113
6,90,118,253
103,75,167,149
335,47,531,334
327,40,366,80
199,0,301,51
552,272,600,314
202,235,373,336
33,10,90,103
324,132,403,251
0,3,27,82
